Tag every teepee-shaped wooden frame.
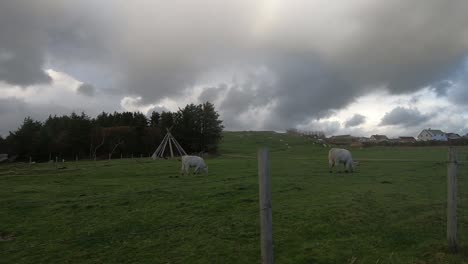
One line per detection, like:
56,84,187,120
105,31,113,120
151,127,187,159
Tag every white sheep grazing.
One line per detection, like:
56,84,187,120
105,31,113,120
180,155,208,175
328,148,357,173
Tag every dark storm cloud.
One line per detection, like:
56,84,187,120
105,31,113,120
77,83,95,96
380,107,429,127
0,1,51,86
1,0,468,131
261,54,354,130
211,74,276,130
0,1,113,87
345,114,366,128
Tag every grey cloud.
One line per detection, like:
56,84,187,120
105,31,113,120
0,97,70,136
345,114,366,128
146,105,169,115
380,107,429,127
431,80,452,96
209,73,276,130
448,84,468,105
0,1,52,86
257,54,353,130
1,1,468,131
298,119,342,136
198,84,228,103
77,83,95,96
0,1,113,87
446,71,468,105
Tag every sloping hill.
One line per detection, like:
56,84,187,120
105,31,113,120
220,131,327,158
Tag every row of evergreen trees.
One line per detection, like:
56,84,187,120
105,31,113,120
0,102,223,161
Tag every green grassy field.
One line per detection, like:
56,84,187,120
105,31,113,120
1,131,468,263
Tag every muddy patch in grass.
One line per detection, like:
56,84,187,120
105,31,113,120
0,231,15,242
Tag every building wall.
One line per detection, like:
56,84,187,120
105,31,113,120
417,131,432,141
418,130,448,141
432,134,448,141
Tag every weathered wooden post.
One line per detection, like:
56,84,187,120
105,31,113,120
258,148,274,264
168,138,174,158
447,147,458,253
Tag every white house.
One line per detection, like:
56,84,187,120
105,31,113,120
417,129,447,141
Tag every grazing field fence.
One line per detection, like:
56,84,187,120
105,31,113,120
1,146,467,262
255,146,464,261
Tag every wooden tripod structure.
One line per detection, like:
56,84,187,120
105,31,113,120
151,127,187,159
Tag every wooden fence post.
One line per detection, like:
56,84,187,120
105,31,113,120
447,147,458,253
258,148,274,264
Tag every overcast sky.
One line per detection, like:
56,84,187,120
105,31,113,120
1,0,468,137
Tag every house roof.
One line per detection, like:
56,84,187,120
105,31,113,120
426,129,445,136
399,136,416,139
420,129,445,136
446,133,460,137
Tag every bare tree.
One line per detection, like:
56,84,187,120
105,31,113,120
92,137,105,161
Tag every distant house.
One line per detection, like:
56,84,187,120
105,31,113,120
328,135,355,145
370,135,389,142
417,129,447,141
446,133,461,140
358,137,371,142
398,136,417,143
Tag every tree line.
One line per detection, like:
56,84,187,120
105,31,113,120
0,102,223,162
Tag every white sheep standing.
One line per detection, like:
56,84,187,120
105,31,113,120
328,148,357,173
180,155,208,175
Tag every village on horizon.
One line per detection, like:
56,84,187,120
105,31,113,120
285,128,468,146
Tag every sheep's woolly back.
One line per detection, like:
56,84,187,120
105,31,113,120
328,148,355,171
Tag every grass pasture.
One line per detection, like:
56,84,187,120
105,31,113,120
1,131,468,263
